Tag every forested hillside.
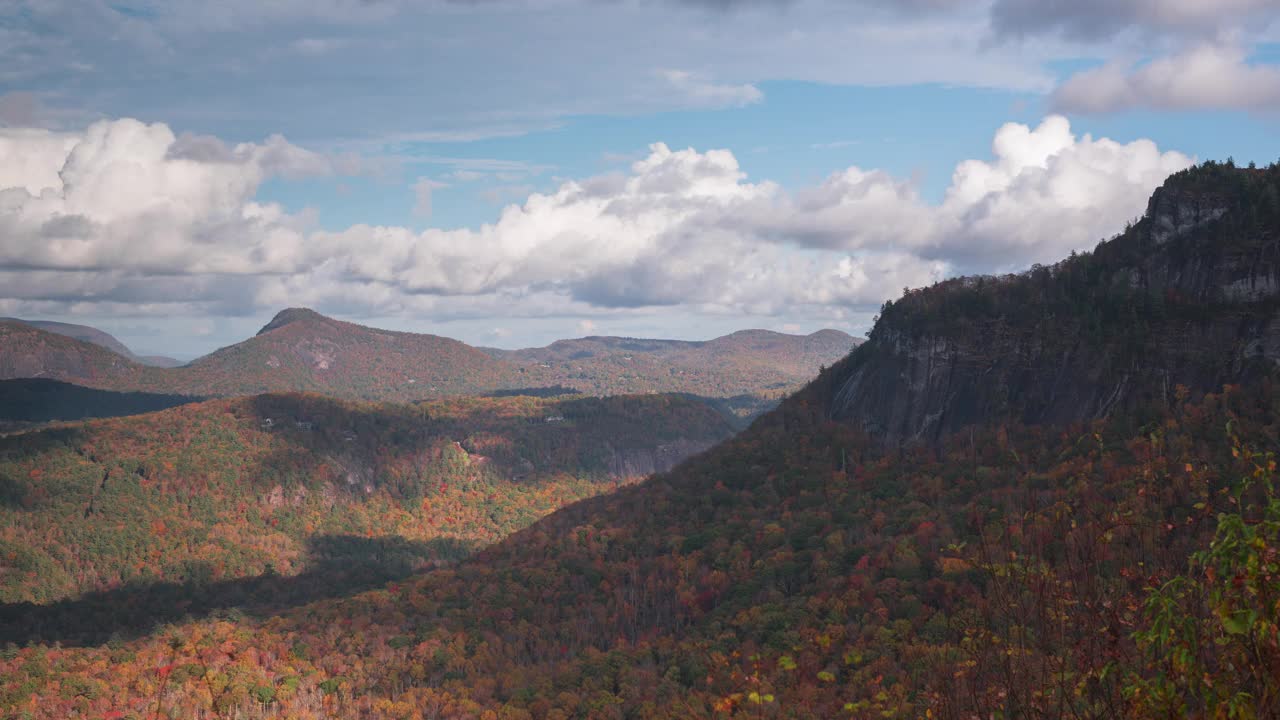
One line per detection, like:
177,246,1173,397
0,321,152,389
0,392,734,616
0,318,182,368
489,329,860,403
3,373,1275,718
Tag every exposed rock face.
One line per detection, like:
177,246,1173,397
1147,186,1230,245
830,164,1280,445
605,439,720,479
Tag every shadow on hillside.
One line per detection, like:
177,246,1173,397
483,385,582,398
0,379,199,423
0,534,467,648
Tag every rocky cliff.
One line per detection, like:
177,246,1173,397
603,438,721,480
829,161,1280,444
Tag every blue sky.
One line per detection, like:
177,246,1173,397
1,0,1279,357
259,77,1280,234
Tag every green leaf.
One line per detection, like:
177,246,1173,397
1221,612,1251,636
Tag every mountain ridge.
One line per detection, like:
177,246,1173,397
0,317,183,368
832,160,1280,444
0,310,859,408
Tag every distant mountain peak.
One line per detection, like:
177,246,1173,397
257,307,331,335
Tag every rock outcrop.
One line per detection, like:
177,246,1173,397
829,162,1280,444
604,438,721,480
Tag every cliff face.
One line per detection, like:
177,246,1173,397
604,438,720,480
830,163,1280,444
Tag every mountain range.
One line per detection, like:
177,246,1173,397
0,309,859,412
3,161,1279,718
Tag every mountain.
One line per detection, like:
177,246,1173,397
0,391,735,612
835,161,1280,445
0,319,150,386
167,308,517,398
0,318,182,368
490,328,860,400
9,164,1277,718
0,309,858,411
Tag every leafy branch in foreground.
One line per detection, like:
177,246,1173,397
1127,436,1280,718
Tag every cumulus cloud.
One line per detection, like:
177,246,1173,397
0,115,1191,332
1053,43,1280,113
744,115,1193,268
987,0,1280,114
0,119,329,275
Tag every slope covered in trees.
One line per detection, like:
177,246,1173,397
0,391,735,614
488,329,860,403
4,162,1279,719
0,318,183,368
0,320,152,388
4,372,1276,718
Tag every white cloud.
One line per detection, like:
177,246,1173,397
0,119,329,275
989,0,1280,114
0,127,81,193
0,115,1192,340
744,116,1193,268
1053,43,1280,113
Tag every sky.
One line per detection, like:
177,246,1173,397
1,0,1279,358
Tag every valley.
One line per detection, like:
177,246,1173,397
0,392,736,615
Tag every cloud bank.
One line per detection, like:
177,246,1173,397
0,115,1192,331
1054,43,1280,113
